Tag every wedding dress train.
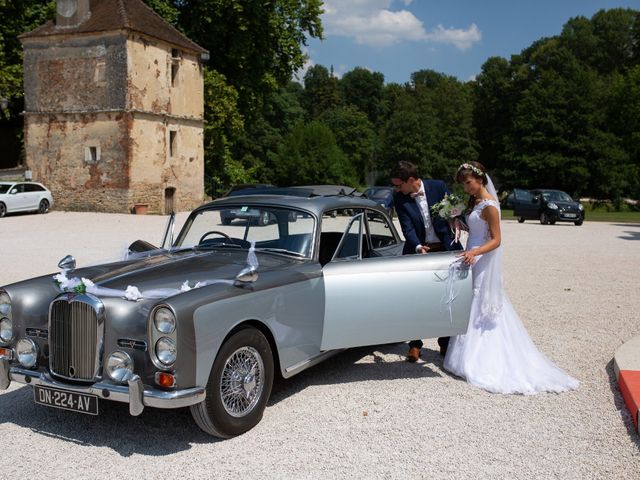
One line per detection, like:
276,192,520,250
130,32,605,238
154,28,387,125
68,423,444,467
443,199,579,394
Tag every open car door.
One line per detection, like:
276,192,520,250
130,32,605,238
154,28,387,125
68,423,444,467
319,213,473,351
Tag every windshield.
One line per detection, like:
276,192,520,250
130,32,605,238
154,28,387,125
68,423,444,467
0,184,11,194
174,205,315,258
541,191,573,202
365,188,391,199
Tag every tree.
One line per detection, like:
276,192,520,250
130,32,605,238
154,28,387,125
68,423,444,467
301,64,340,119
177,0,323,118
321,106,375,184
269,121,355,186
340,67,385,126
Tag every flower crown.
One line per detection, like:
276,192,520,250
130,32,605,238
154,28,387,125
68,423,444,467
457,163,485,177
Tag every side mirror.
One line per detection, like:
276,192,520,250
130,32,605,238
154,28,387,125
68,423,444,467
58,254,76,271
235,265,258,284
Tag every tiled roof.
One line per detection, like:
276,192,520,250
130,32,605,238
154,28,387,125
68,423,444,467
20,0,207,54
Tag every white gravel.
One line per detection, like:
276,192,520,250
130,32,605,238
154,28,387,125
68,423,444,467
1,211,639,479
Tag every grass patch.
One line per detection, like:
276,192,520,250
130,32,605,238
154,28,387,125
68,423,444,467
501,204,640,223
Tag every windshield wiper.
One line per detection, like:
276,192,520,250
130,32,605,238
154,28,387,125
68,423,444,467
255,247,305,258
194,242,243,250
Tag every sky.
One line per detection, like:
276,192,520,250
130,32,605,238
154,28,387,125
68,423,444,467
302,0,640,84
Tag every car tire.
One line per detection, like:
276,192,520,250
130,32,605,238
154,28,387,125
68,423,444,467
0,202,5,218
288,211,297,223
517,217,525,223
549,220,556,225
258,211,269,226
574,220,583,226
539,213,549,225
221,217,231,226
38,199,50,214
190,327,274,438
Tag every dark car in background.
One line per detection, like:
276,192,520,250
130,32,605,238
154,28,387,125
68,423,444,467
362,186,394,218
220,185,298,226
512,188,585,225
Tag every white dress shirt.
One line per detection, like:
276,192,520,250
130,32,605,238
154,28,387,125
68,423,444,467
414,180,441,251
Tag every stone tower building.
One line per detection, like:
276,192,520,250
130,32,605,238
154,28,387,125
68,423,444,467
20,0,208,213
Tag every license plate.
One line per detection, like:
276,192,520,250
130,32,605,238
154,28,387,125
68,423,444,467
34,385,99,415
563,213,577,218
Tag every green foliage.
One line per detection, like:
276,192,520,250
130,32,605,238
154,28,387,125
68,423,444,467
269,121,355,186
340,67,385,126
320,106,375,184
302,65,340,119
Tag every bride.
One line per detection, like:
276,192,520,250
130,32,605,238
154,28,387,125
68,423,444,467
443,162,579,394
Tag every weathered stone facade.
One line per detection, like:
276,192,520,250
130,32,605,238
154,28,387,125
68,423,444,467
20,0,207,214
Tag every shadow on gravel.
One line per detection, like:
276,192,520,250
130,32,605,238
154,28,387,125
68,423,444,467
0,343,444,454
605,359,640,449
0,385,218,456
269,342,444,406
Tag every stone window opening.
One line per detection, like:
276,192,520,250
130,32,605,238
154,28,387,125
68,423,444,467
169,130,177,157
171,48,181,86
84,145,101,164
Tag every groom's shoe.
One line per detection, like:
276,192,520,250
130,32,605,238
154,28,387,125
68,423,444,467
406,346,421,362
438,337,450,357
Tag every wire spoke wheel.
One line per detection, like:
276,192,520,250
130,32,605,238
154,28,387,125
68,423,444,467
220,346,264,417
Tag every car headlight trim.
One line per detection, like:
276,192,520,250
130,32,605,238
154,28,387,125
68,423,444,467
0,292,11,316
105,351,134,383
155,337,177,365
547,202,558,209
0,317,12,343
16,338,38,368
153,307,176,334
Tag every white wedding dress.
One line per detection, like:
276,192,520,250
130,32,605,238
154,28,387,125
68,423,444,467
443,198,579,394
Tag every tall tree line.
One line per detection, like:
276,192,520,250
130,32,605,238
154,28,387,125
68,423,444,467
0,3,638,202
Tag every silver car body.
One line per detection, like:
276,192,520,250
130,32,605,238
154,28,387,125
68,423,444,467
0,193,472,433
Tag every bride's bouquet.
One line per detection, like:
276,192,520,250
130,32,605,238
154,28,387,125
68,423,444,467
430,193,466,221
430,193,467,244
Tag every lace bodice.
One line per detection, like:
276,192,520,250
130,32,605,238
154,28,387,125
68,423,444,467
466,199,500,249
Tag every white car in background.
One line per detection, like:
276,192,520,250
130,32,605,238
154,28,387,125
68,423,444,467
0,182,54,218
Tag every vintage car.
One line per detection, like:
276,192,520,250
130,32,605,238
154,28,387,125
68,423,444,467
511,188,585,225
0,181,54,218
0,190,472,438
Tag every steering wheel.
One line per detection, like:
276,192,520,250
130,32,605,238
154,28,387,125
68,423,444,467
199,230,232,244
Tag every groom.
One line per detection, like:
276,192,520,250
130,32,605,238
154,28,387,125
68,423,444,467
390,161,463,361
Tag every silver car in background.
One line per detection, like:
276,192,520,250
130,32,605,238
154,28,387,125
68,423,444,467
0,189,472,438
0,181,54,217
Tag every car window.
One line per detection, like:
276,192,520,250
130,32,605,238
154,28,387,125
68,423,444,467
175,206,313,258
365,210,396,250
318,209,363,265
0,184,11,194
545,191,573,202
24,183,44,192
334,213,363,260
514,188,532,202
9,184,25,194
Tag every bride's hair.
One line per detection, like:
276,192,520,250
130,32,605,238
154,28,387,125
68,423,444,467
455,161,488,212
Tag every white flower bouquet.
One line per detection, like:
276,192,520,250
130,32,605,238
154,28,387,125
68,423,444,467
430,193,467,244
430,193,466,221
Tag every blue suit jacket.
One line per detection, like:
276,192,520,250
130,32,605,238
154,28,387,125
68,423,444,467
394,179,463,255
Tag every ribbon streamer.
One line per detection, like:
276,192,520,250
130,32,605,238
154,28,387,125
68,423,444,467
54,242,257,301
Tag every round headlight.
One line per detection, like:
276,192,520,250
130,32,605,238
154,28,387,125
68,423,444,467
0,317,12,343
578,204,584,211
16,338,38,368
155,337,177,365
154,307,176,334
0,292,11,316
106,351,134,383
547,202,558,209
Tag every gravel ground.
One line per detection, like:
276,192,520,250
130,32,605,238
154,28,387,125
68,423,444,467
1,211,639,479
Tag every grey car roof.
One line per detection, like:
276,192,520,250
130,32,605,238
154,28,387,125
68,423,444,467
200,194,385,217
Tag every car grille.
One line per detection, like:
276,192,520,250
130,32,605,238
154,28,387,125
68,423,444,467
49,295,104,381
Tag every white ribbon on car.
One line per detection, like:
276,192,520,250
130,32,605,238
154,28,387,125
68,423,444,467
53,242,258,301
437,258,469,325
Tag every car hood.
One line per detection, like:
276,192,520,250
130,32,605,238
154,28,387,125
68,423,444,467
81,249,296,292
549,201,579,208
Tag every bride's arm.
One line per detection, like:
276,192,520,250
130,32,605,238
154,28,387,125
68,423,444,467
459,205,502,265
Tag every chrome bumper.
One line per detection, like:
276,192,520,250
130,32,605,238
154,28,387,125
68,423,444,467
0,358,205,416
